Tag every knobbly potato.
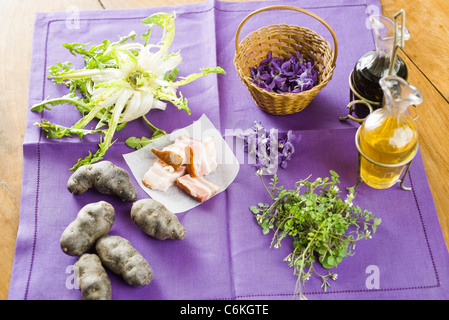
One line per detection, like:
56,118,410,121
131,199,186,240
67,161,137,202
60,201,115,256
74,253,112,300
95,235,153,287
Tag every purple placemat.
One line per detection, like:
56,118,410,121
9,0,449,300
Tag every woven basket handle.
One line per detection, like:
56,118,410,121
235,5,339,67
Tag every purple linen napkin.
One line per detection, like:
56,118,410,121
9,0,449,300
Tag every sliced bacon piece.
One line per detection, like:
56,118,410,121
156,136,217,178
142,159,186,192
151,147,183,170
187,136,217,178
162,136,190,162
176,174,221,202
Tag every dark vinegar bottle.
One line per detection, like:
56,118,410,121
351,15,409,119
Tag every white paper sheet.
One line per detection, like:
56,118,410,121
123,114,240,213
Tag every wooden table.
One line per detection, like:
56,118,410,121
1,0,448,300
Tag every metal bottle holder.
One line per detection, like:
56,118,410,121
341,10,419,191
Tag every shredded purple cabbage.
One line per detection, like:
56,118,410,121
250,51,318,94
239,121,301,174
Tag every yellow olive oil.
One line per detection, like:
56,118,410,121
360,114,418,188
358,76,422,189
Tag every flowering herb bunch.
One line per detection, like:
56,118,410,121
249,51,318,94
239,121,300,175
250,170,381,299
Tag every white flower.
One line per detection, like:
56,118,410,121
329,273,338,281
344,198,354,207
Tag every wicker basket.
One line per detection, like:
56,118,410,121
234,5,338,115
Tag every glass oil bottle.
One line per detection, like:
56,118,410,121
358,75,422,189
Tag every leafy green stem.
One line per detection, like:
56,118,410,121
72,102,105,130
35,119,107,139
143,115,166,137
257,170,276,201
30,96,88,113
294,219,327,299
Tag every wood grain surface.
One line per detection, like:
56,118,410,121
1,0,448,300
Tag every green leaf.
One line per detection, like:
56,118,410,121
154,89,191,115
30,95,87,113
317,245,327,255
163,67,179,81
35,119,106,139
170,67,226,87
318,255,337,269
141,12,175,53
329,170,339,178
141,12,173,28
69,147,106,171
125,136,153,150
250,206,259,214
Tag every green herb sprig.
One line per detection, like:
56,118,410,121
250,170,381,299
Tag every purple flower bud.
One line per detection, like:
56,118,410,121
250,51,317,94
260,73,271,81
239,122,301,172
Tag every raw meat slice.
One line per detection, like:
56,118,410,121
176,174,221,202
163,136,216,177
186,136,217,177
142,159,186,192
